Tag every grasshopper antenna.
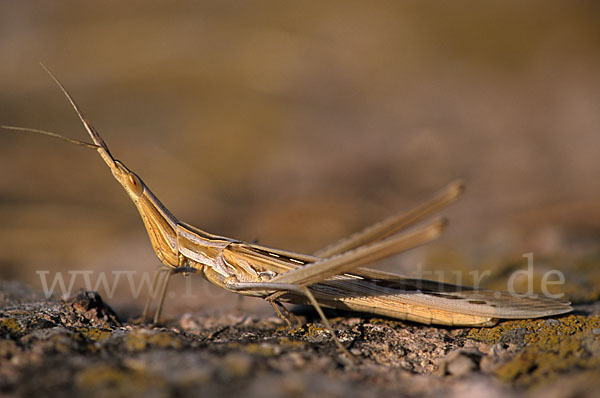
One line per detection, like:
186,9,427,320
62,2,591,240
1,125,99,149
2,63,105,150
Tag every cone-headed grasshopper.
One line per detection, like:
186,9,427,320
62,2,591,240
2,67,572,358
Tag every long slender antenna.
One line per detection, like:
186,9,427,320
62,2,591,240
1,125,99,149
39,62,111,153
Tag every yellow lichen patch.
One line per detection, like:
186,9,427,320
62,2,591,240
226,342,242,351
76,364,167,396
369,318,407,329
0,318,23,336
468,315,600,345
277,337,306,348
221,353,254,377
468,315,600,386
76,327,112,342
467,319,524,345
122,329,183,352
275,325,290,333
243,343,279,356
303,324,328,338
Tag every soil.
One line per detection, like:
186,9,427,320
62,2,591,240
1,280,598,398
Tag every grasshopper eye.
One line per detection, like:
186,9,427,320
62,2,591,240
127,173,144,196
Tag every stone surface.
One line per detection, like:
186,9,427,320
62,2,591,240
1,280,598,398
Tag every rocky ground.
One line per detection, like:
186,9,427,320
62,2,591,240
1,2,599,397
1,279,599,398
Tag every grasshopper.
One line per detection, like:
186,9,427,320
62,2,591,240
2,67,572,358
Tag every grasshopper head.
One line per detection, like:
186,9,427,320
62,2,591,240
38,65,181,268
110,159,145,200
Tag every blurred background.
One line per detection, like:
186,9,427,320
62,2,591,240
1,1,599,317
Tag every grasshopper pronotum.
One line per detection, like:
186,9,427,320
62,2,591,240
2,67,572,358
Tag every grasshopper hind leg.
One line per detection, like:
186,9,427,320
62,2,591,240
228,281,355,361
299,286,355,361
